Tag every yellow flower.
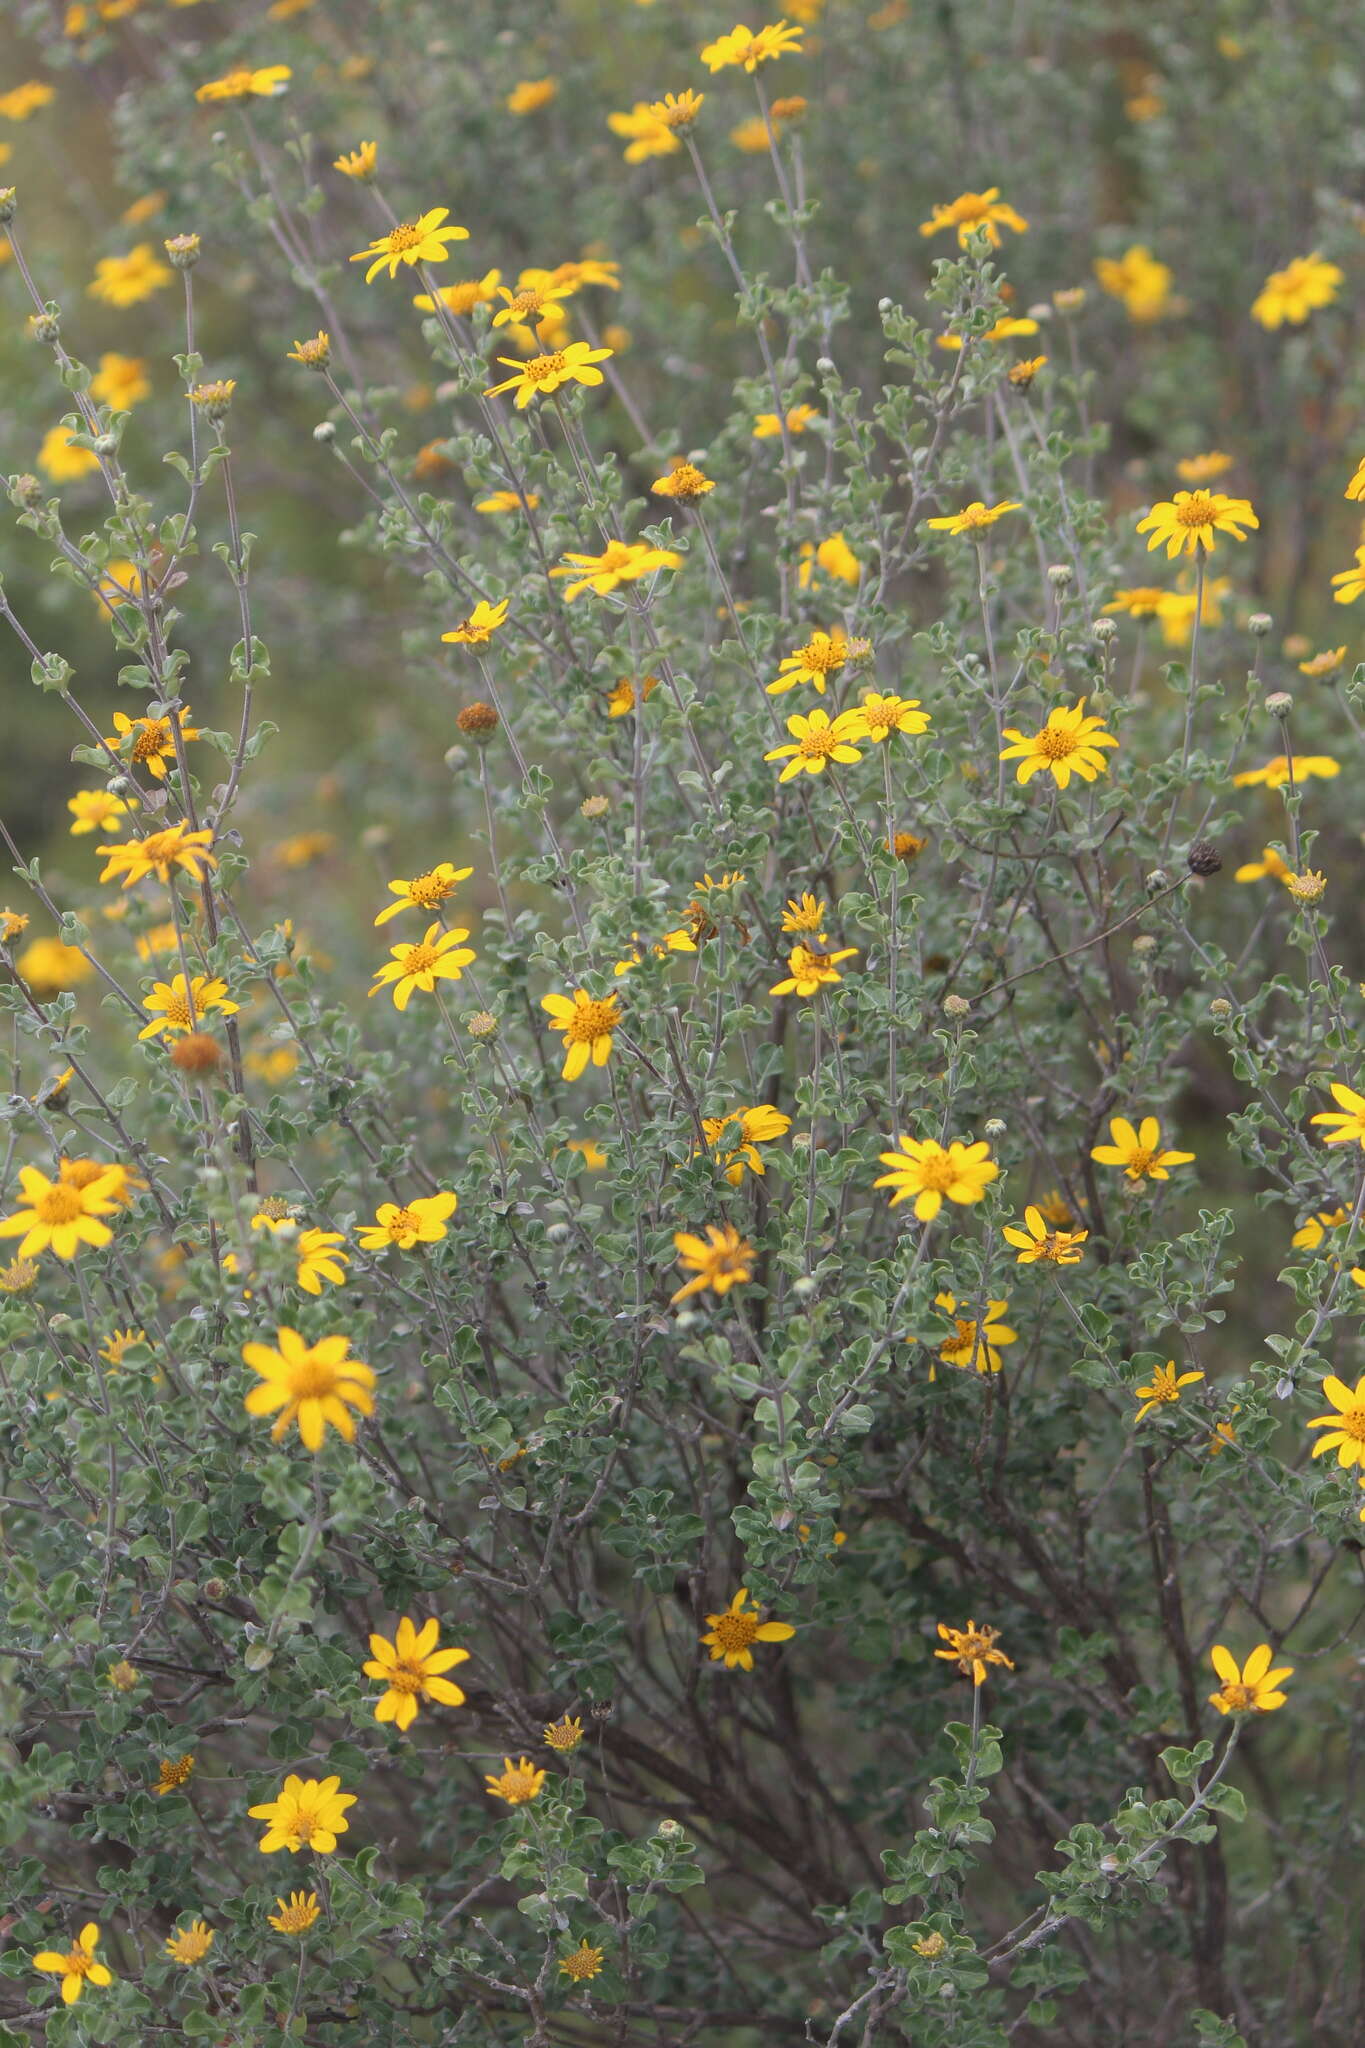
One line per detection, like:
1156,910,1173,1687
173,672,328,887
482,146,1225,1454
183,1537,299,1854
1311,1080,1365,1150
1232,753,1340,788
932,1292,1017,1375
106,1659,140,1691
1133,1360,1204,1422
919,188,1028,248
248,1774,356,1853
373,862,473,926
295,1229,349,1295
652,458,715,500
370,923,476,1009
0,907,29,941
781,892,827,936
1292,1207,1348,1251
62,1157,141,1207
1093,245,1174,322
607,102,681,160
356,1191,458,1250
88,243,172,307
701,20,805,71
0,80,55,119
475,489,539,515
68,790,133,835
333,140,378,179
506,77,557,114
767,627,861,696
753,403,819,438
442,598,508,645
103,706,201,780
1154,576,1230,648
13,936,91,996
350,209,468,283
0,1164,122,1261
1008,354,1048,386
565,1138,608,1171
1233,846,1291,885
551,539,680,600
485,1756,546,1804
1331,546,1365,604
700,1587,795,1669
935,1619,1013,1686
846,691,930,743
491,279,575,332
412,269,503,317
164,1920,213,1965
1102,586,1169,620
763,706,865,780
1298,645,1346,677
100,1327,145,1370
1176,451,1234,485
1208,1644,1292,1715
999,697,1117,788
543,1714,585,1750
1251,252,1342,329
925,499,1021,536
731,115,774,151
874,1136,998,1221
90,352,151,409
32,1924,112,2005
797,532,859,587
1136,490,1258,557
363,1615,470,1729
605,674,660,716
559,1938,605,1981
769,944,857,996
137,973,238,1041
938,315,1040,349
269,1892,320,1934
241,1327,376,1450
485,341,614,408
1002,1206,1087,1264
1285,869,1327,904
698,1105,792,1184
1091,1115,1194,1181
195,64,291,101
671,1224,754,1302
646,89,705,133
541,989,622,1080
38,424,101,482
98,824,216,889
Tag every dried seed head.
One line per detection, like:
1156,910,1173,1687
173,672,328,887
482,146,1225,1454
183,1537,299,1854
1186,840,1222,876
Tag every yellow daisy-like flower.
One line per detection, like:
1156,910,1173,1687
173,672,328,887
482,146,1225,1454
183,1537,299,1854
68,789,134,835
373,861,473,925
919,188,1028,248
137,973,238,1041
0,1164,122,1261
506,78,557,114
195,64,291,102
846,692,930,743
103,707,200,780
781,892,828,937
1233,846,1292,884
543,1713,586,1751
88,243,173,307
363,1615,470,1730
97,825,216,889
763,707,865,781
607,102,682,161
1007,354,1048,387
925,499,1021,537
442,599,508,645
1132,1360,1205,1423
1136,490,1259,557
484,341,613,408
1309,1081,1365,1149
1176,451,1234,485
873,1136,998,1221
1344,456,1365,502
356,1191,458,1250
0,81,56,120
551,540,680,600
241,1326,376,1451
671,1224,754,1302
652,458,716,501
475,489,540,515
164,1920,214,1965
797,533,859,588
412,269,503,318
767,627,858,696
999,697,1117,789
295,1229,349,1295
369,924,476,1010
1232,753,1340,788
101,1327,146,1370
1091,1114,1194,1181
604,674,660,717
485,1756,546,1805
1001,1206,1087,1264
700,20,804,72
32,1923,112,2005
1331,546,1365,604
248,1774,356,1853
1102,586,1169,620
37,424,101,482
1208,1644,1292,1715
698,1105,793,1184
753,403,819,438
700,1587,795,1670
62,1156,142,1207
154,1754,194,1796
769,944,858,996
932,1292,1017,1375
935,1619,1013,1686
90,352,152,409
541,989,622,1080
269,1892,320,1934
559,1938,605,1981
1250,252,1342,329
646,88,705,133
350,209,468,283
1306,1372,1365,1470
332,140,377,180
937,315,1040,350
1297,645,1346,678
1093,245,1174,322
1292,1206,1348,1252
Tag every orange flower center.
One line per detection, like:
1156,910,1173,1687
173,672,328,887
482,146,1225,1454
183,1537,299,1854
386,221,423,254
507,288,546,315
1336,1405,1365,1444
948,1318,979,1350
564,998,619,1043
386,1660,424,1694
285,1355,343,1401
1220,1682,1255,1710
795,635,846,675
796,726,839,761
131,720,171,761
160,992,192,1027
400,942,440,975
1035,724,1080,761
953,196,990,223
407,870,455,908
36,1184,85,1224
387,1206,420,1238
955,503,994,529
62,1946,95,1979
1125,1147,1156,1176
710,1608,760,1653
914,1153,957,1191
1175,492,1217,528
561,1945,600,1980
525,351,567,382
292,1801,323,1844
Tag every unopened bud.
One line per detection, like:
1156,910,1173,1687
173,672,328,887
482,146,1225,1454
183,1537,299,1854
164,232,201,269
1145,870,1169,892
1092,616,1118,644
313,420,336,444
983,1117,1006,1137
1247,611,1273,637
1264,691,1293,719
1208,997,1232,1017
1046,563,1073,589
943,993,970,1018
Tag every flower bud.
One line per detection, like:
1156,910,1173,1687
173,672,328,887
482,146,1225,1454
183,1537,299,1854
1145,869,1169,892
164,232,201,269
1092,616,1118,644
1208,997,1232,1018
1046,563,1073,588
1247,611,1273,637
983,1117,1006,1137
313,420,336,444
942,993,970,1018
1264,691,1293,718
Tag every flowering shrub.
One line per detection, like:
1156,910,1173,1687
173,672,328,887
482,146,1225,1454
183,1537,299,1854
0,4,1363,2045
